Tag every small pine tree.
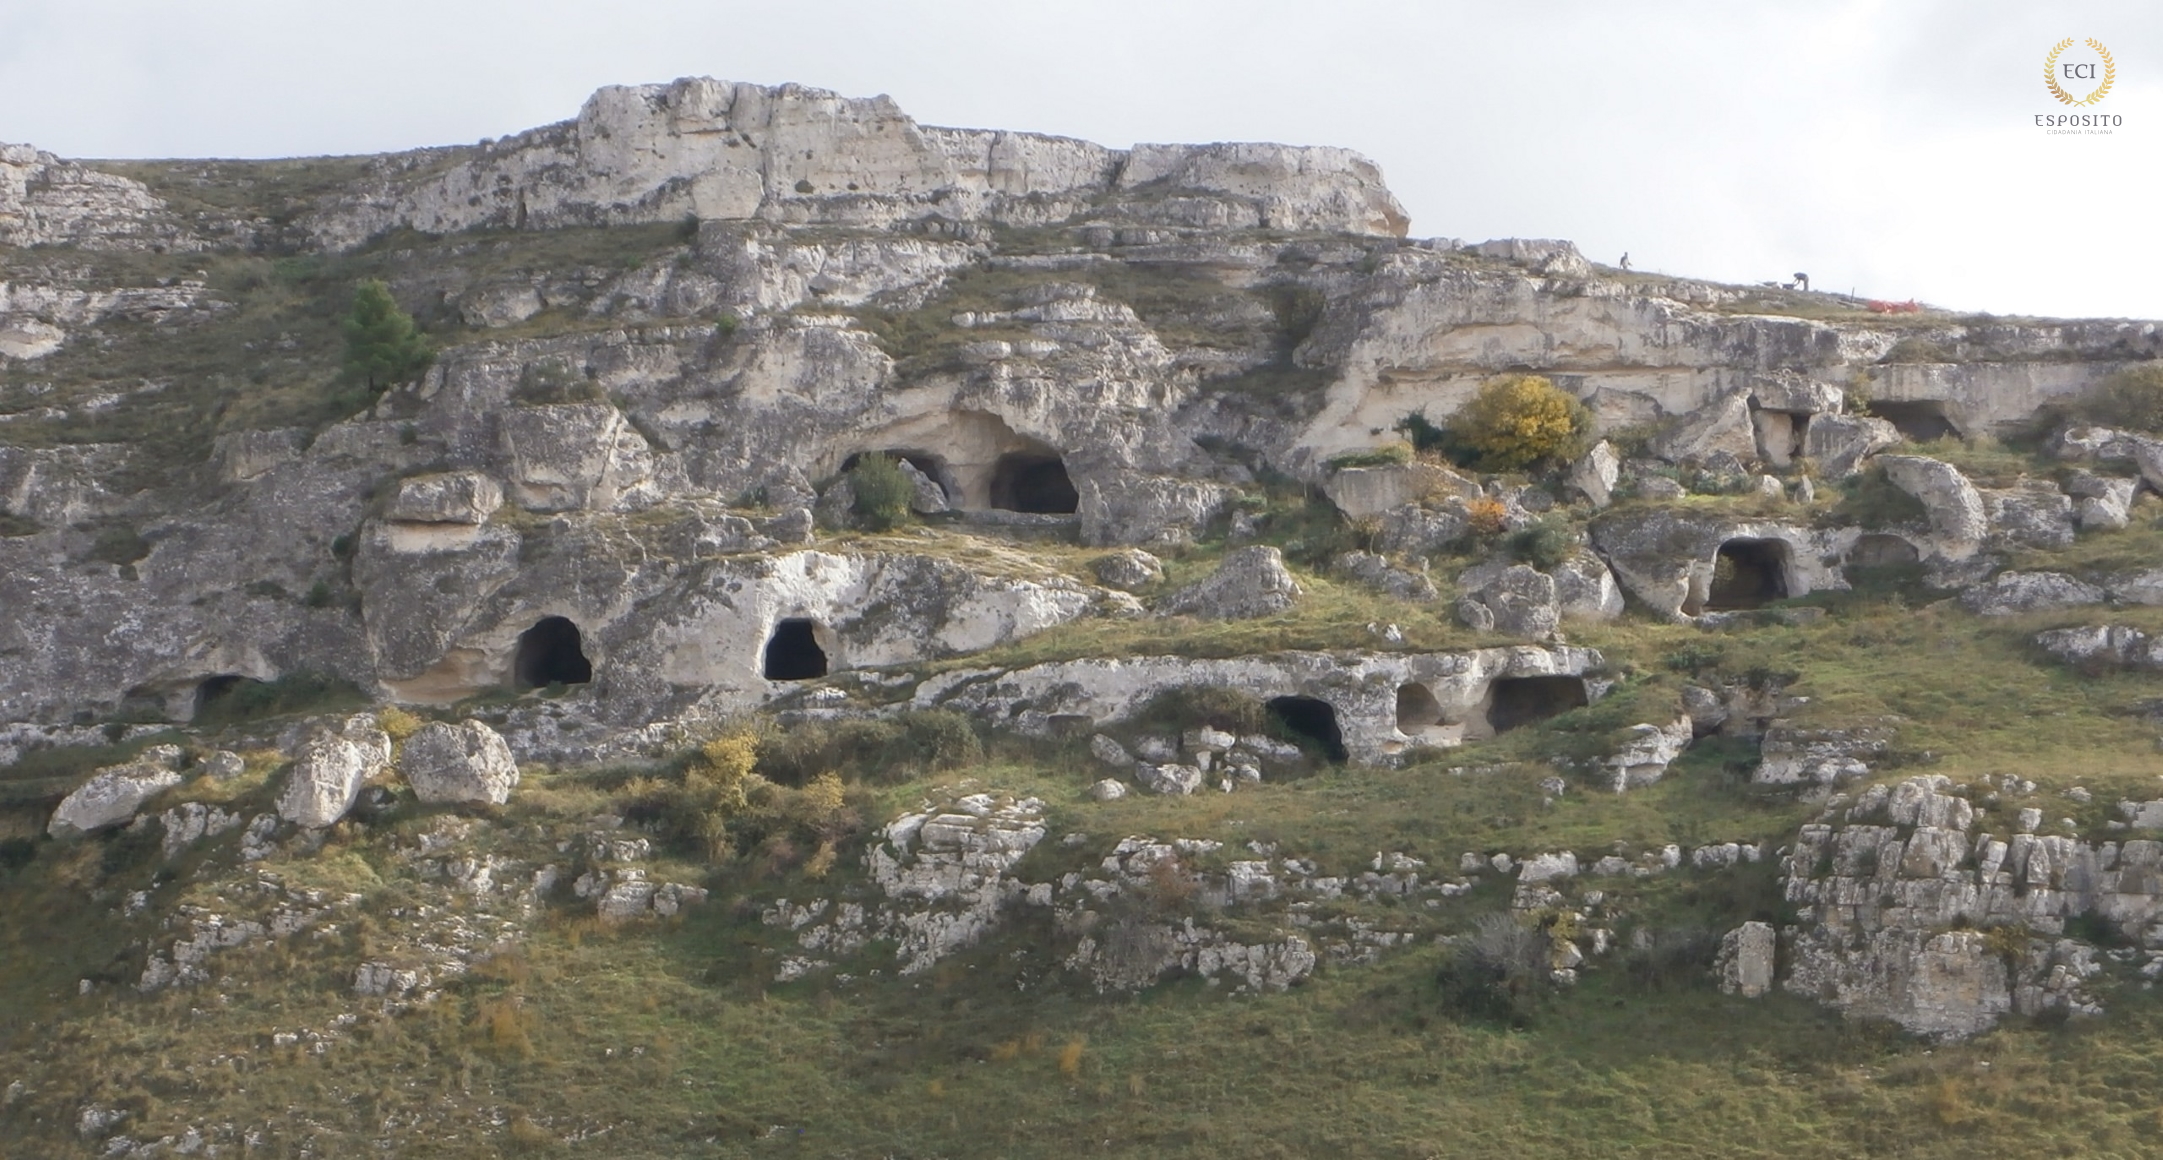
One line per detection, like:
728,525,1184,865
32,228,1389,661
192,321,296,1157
343,280,434,390
1450,374,1592,472
849,453,915,532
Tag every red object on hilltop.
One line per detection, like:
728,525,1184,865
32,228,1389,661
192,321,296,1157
1865,299,1922,314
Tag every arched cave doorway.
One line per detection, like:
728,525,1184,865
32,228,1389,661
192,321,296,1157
194,674,268,722
1707,539,1792,611
989,451,1079,514
1267,696,1347,763
840,449,959,506
763,618,829,681
1396,682,1445,734
1485,675,1588,734
1863,400,1960,443
513,616,593,689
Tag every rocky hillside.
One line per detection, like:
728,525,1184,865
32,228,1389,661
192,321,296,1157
6,77,2163,1156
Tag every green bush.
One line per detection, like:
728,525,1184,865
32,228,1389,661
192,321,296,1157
343,280,434,390
1830,467,1929,530
848,453,915,532
193,673,368,729
1447,375,1591,472
1325,442,1414,471
755,711,984,786
1616,925,1722,992
1508,514,1577,571
2070,363,2163,433
1133,687,1268,736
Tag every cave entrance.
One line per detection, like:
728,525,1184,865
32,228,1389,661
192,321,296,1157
1395,682,1461,748
513,616,593,689
1267,696,1347,763
1707,539,1792,611
194,674,268,722
1864,400,1960,443
763,618,829,681
989,451,1079,514
840,449,958,506
1485,676,1588,734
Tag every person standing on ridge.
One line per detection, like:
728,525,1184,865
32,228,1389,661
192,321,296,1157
1618,252,1631,271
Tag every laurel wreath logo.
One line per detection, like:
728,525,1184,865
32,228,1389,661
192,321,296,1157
2045,37,2116,106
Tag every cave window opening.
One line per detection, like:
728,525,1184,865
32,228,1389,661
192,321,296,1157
1485,676,1589,734
1395,683,1445,735
989,451,1079,514
194,674,267,722
1863,400,1961,443
840,449,958,505
513,616,593,689
763,618,829,681
1267,695,1347,763
1707,539,1792,611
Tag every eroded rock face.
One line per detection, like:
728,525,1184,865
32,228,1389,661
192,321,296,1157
386,472,503,525
48,759,182,837
1716,922,1776,998
0,144,201,251
1782,776,2119,1038
2036,625,2163,671
1802,413,1900,478
399,720,520,805
303,78,1407,251
1455,562,1559,640
1092,549,1164,592
1588,508,1848,620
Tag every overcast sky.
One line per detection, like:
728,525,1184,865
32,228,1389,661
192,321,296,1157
2,0,2157,319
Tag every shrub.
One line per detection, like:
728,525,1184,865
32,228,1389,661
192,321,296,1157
1393,409,1450,454
1326,442,1414,471
1134,687,1268,736
1508,514,1577,570
1435,911,1551,1025
755,711,983,786
1447,375,1591,471
2071,363,2163,434
377,707,424,741
1464,496,1509,537
1616,925,1722,991
1831,467,1929,530
848,454,915,532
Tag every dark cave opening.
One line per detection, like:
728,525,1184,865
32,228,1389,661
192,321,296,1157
1707,539,1792,611
1485,675,1589,734
763,617,830,681
989,452,1079,514
194,674,267,721
1267,695,1347,763
1864,399,1961,443
513,616,594,689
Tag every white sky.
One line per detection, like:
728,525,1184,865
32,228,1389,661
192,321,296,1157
2,0,2157,320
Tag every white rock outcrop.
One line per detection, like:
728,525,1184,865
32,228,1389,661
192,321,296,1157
399,720,521,805
48,759,182,837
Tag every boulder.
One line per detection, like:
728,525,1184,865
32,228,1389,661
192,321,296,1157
1550,550,1625,621
1960,571,2105,617
1337,550,1438,602
1566,440,1620,508
1077,476,1235,547
277,716,393,829
1321,462,1477,519
1803,413,1901,478
1716,922,1778,998
399,720,521,805
386,471,503,525
48,760,182,837
1455,562,1560,640
1606,715,1693,792
1088,734,1135,770
1086,778,1129,802
1983,483,2075,550
2066,472,2137,531
895,459,951,515
2109,568,2163,606
1878,455,1987,558
1161,546,1303,620
1652,392,1757,465
1374,502,1472,556
459,283,543,328
1092,549,1164,592
2035,625,2163,671
1136,763,1204,796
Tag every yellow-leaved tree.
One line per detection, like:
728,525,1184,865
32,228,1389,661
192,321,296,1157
1450,374,1591,471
